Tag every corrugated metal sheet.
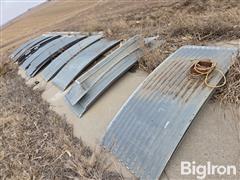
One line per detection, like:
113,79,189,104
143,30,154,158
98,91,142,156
17,35,61,64
102,45,238,180
20,36,67,70
11,35,51,61
67,50,142,117
41,34,103,81
25,36,85,77
51,39,120,91
65,35,141,106
64,36,142,118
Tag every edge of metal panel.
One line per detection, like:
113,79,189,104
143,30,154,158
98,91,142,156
28,36,84,77
20,36,67,70
101,45,238,180
17,35,62,64
66,49,142,117
25,36,74,76
52,39,121,91
10,37,38,59
65,35,141,105
41,34,103,81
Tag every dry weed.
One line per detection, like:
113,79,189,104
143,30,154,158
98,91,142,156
212,54,240,104
0,64,122,179
169,9,240,41
5,0,240,105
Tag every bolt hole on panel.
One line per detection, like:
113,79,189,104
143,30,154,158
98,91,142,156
101,45,238,180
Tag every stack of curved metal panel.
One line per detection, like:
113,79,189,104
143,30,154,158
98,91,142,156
10,35,47,60
11,33,145,120
101,45,238,180
10,34,60,63
51,38,120,90
65,36,142,117
41,34,103,81
16,35,61,64
19,35,85,77
25,35,85,77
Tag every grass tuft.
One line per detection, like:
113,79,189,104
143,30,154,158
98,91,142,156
0,63,122,179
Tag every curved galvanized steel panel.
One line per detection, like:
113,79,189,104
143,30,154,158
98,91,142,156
17,35,61,64
41,34,103,81
65,35,141,106
67,50,142,117
26,36,85,77
20,36,67,70
102,45,238,180
11,35,51,61
51,39,120,91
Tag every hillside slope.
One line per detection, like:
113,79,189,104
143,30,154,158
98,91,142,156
0,0,240,179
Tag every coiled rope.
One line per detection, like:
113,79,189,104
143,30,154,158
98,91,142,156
190,60,226,88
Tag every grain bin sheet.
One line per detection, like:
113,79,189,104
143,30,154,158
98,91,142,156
41,34,103,81
102,45,238,180
51,39,120,91
26,36,85,77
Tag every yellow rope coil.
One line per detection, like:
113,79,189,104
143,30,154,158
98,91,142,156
191,60,226,88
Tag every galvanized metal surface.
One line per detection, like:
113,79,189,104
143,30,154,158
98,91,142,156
41,34,103,81
52,39,120,91
102,45,238,180
20,36,67,70
65,35,141,106
11,35,50,61
26,36,84,77
10,36,42,59
67,50,142,117
17,35,61,64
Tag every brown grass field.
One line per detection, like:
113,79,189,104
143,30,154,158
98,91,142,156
0,0,240,179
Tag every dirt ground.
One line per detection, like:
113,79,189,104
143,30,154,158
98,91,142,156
0,0,240,179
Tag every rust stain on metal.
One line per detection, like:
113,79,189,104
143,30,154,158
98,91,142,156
102,45,238,180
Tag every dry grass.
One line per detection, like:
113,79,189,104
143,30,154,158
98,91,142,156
0,1,240,179
0,60,122,179
213,54,240,104
73,0,239,104
54,0,239,70
0,63,9,77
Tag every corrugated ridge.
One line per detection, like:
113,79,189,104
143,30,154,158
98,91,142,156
21,36,66,69
51,39,120,91
41,34,103,81
69,49,141,117
103,48,202,149
12,36,46,61
102,45,238,180
10,35,45,59
106,46,225,149
18,35,61,65
66,36,140,105
76,36,140,84
26,36,80,76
